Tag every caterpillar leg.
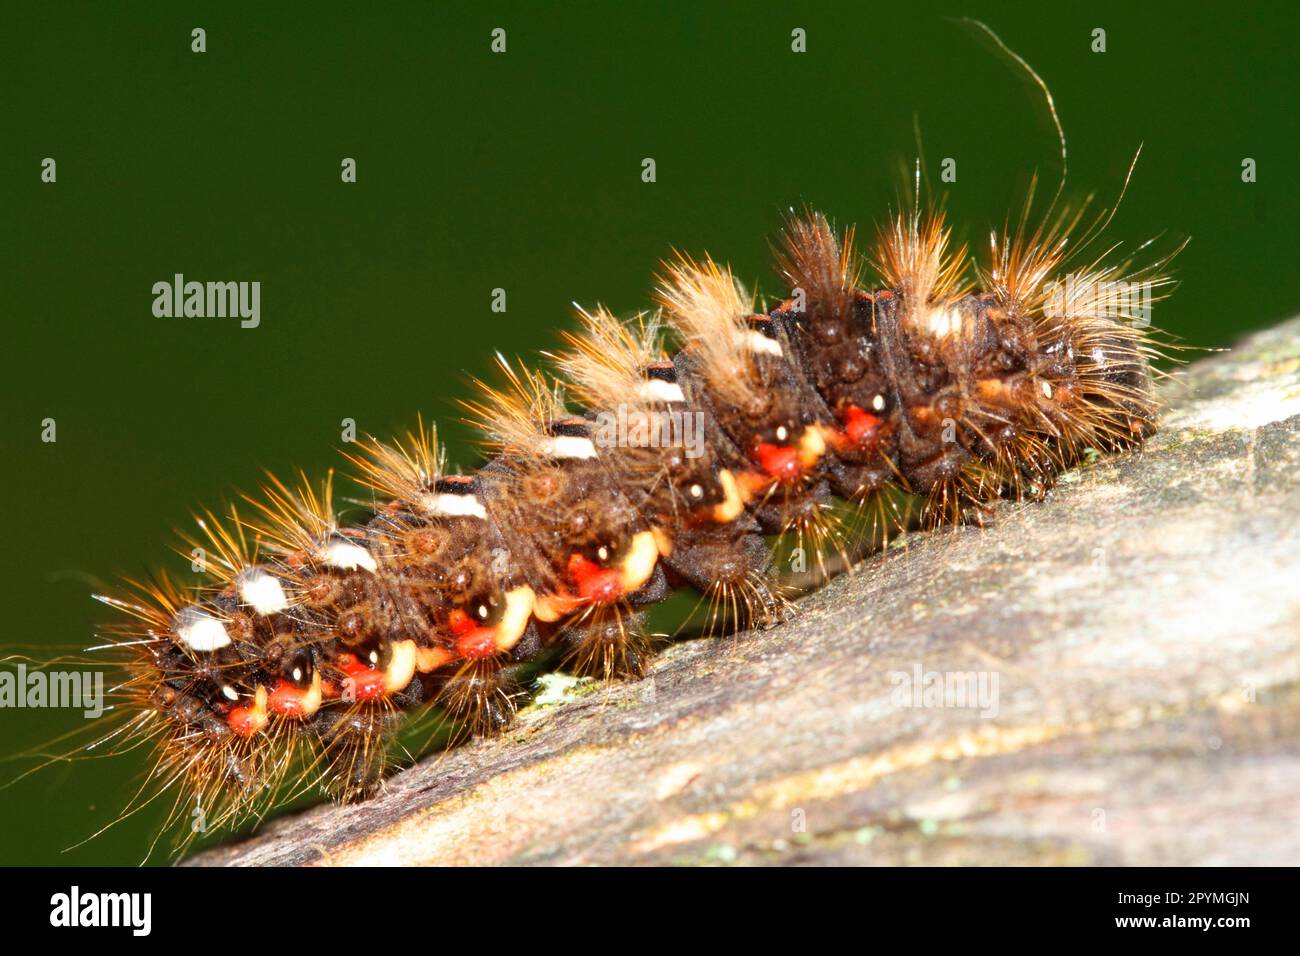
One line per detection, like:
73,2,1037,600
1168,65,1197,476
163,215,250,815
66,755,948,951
666,523,789,632
307,699,407,802
557,563,671,680
432,657,521,737
557,605,654,681
149,684,292,838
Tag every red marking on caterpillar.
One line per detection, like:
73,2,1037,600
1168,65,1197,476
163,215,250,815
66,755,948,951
227,703,267,737
448,610,498,660
566,553,623,605
267,679,316,717
754,442,803,482
840,406,883,448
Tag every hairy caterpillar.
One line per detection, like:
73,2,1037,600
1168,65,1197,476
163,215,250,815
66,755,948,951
10,14,1186,857
47,191,1176,858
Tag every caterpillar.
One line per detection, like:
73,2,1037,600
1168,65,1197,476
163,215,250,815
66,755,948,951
51,190,1176,859
10,24,1180,860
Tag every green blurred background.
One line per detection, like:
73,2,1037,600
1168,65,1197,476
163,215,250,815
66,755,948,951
2,1,1296,864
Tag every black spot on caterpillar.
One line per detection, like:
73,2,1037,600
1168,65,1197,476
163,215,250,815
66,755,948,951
11,23,1184,861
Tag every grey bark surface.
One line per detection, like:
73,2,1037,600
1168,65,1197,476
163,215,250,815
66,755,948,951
191,318,1300,866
